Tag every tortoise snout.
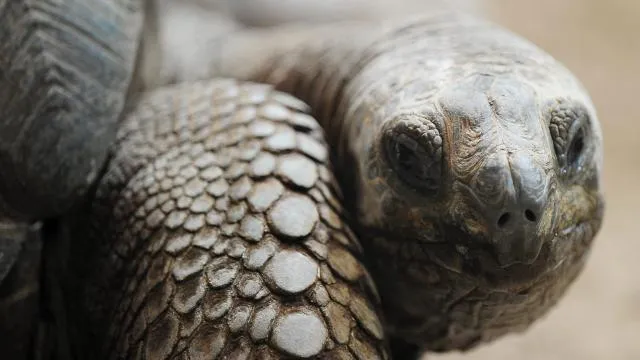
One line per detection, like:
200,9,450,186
489,195,546,267
473,151,549,267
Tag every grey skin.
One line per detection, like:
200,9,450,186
0,6,604,360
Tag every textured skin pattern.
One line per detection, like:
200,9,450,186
0,0,142,220
63,79,388,359
186,13,606,352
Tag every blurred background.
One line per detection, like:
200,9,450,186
153,0,638,359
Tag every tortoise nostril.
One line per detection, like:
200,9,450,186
524,209,537,222
497,212,511,228
495,209,538,228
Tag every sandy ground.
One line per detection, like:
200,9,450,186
432,1,640,359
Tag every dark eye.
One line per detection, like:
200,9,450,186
566,126,585,166
383,126,443,193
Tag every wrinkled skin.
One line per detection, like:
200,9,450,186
359,68,604,351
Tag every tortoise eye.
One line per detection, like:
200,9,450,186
383,124,443,193
566,126,585,167
548,102,591,176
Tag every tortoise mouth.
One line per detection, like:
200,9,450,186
432,222,573,290
361,206,598,292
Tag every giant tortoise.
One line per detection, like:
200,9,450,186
0,1,604,359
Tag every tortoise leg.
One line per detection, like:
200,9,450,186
61,79,389,359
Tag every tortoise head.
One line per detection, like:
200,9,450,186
345,16,605,349
371,74,603,277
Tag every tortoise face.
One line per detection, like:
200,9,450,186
364,72,604,288
354,57,604,348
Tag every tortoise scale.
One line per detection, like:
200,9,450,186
0,1,603,359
